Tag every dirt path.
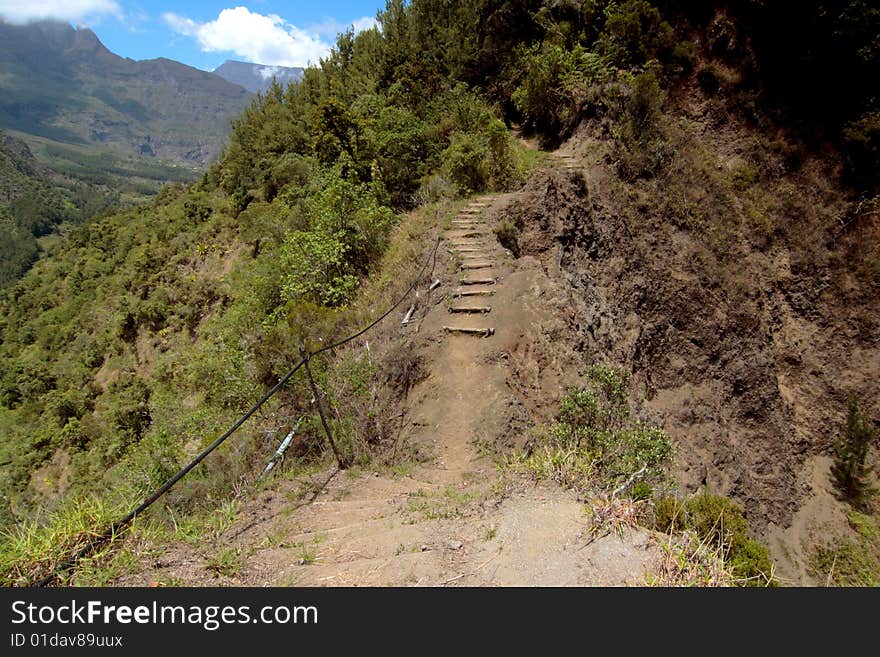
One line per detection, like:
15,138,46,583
118,172,659,587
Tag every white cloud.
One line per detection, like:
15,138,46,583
351,17,378,33
310,16,378,39
0,0,120,24
162,6,331,68
257,65,281,80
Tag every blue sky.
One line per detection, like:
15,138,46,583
0,1,385,70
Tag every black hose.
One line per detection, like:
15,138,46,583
34,235,441,587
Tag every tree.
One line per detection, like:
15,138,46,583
831,399,877,507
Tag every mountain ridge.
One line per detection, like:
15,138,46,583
0,19,253,165
213,60,304,94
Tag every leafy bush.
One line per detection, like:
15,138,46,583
844,111,880,186
810,510,880,586
279,169,396,307
280,230,359,307
597,0,676,68
512,44,611,141
613,71,673,179
494,218,520,257
509,365,672,491
414,174,457,206
441,132,490,195
652,491,776,586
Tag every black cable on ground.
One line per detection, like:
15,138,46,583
36,357,308,587
33,235,441,587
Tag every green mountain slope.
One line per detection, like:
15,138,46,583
0,19,253,166
0,131,116,287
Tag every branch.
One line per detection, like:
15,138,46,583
612,463,648,499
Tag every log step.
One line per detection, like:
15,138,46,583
453,289,495,297
460,262,493,270
459,231,488,238
459,277,496,285
443,326,495,337
448,305,491,314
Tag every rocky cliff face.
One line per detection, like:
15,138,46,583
489,111,878,577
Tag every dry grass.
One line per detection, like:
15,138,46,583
647,528,737,587
582,494,644,544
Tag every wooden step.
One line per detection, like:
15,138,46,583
453,289,495,298
443,326,495,337
460,262,493,270
448,305,491,314
459,277,496,285
450,240,489,247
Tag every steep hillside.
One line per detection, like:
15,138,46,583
214,60,305,94
1,1,877,587
0,20,252,166
0,131,115,287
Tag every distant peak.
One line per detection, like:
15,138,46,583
0,19,109,54
213,60,304,94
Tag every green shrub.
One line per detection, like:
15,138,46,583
653,491,775,586
831,399,877,508
494,219,520,257
105,374,152,444
810,511,880,586
843,111,880,185
613,71,672,180
597,0,676,68
509,365,672,491
441,132,490,195
280,229,359,307
512,44,611,140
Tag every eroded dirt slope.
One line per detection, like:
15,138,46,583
501,134,878,584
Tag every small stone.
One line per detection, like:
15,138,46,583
420,545,430,552
448,540,463,551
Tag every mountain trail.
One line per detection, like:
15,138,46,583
116,162,659,587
